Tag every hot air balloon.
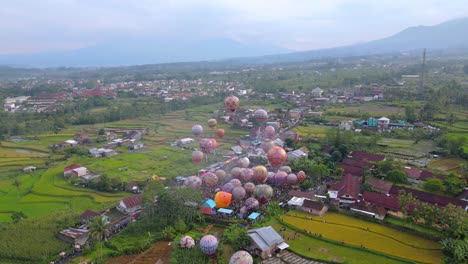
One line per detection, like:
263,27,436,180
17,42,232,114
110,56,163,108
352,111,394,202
229,179,242,188
264,126,276,139
232,186,246,200
192,150,204,163
192,125,203,137
254,109,268,123
225,95,239,112
253,184,273,204
261,140,275,153
214,191,232,208
267,146,287,168
184,176,202,188
241,168,253,182
244,197,260,211
230,167,242,179
238,157,250,168
203,172,218,187
222,183,235,193
244,182,255,193
297,171,306,182
287,173,298,185
280,166,292,174
199,138,217,153
253,166,268,183
239,206,247,214
229,250,253,264
216,128,225,138
274,171,288,185
180,236,195,249
208,119,217,129
266,172,275,184
215,169,226,182
200,235,219,255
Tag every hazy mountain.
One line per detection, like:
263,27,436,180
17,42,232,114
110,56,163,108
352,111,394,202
0,38,289,67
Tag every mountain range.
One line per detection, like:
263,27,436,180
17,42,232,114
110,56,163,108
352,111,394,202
1,17,468,67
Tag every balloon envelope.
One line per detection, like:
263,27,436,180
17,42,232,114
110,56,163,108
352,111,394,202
253,184,273,204
192,151,204,163
267,146,287,168
184,176,202,187
203,172,218,187
215,170,226,181
232,186,246,200
222,183,235,193
225,95,240,112
287,173,298,185
230,167,242,179
297,171,306,182
208,119,217,128
264,126,276,139
280,166,292,174
261,141,274,153
216,129,225,138
229,179,242,188
229,250,253,264
180,236,195,249
274,171,288,185
192,125,203,137
200,235,219,255
253,166,268,183
244,182,255,193
254,109,268,123
238,157,250,168
241,168,253,182
214,191,232,208
244,197,260,211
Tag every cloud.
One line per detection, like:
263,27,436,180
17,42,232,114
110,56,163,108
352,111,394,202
0,0,467,54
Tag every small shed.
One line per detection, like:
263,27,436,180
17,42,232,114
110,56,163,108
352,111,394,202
23,166,37,173
57,228,90,246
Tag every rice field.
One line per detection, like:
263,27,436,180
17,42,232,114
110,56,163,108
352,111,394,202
293,125,330,138
282,211,442,264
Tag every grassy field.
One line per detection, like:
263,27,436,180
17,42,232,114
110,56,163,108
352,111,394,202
381,140,435,159
293,125,330,138
428,157,465,172
326,103,404,118
282,211,442,264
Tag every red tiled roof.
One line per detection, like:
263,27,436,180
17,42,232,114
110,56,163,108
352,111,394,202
337,174,362,200
350,151,385,162
302,200,325,211
403,167,422,180
288,190,315,199
64,164,81,172
340,164,363,176
342,158,371,168
367,178,393,194
363,191,400,211
351,202,387,217
122,194,142,209
80,209,100,221
389,186,468,208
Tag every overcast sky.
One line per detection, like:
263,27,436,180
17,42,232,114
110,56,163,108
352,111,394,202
1,0,467,54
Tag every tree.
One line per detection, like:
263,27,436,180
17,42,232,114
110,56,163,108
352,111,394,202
444,173,465,196
89,216,110,262
397,190,416,217
405,105,417,123
441,238,468,264
98,128,105,135
386,169,407,184
162,226,176,240
423,178,445,193
223,225,250,250
11,211,27,223
299,180,313,191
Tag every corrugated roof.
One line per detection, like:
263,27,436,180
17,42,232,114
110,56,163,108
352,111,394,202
248,226,284,251
121,194,142,209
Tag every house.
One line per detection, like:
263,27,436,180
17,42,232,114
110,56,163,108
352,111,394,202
350,202,387,220
125,130,142,141
362,191,401,217
79,209,101,223
311,87,324,98
22,166,37,173
248,226,289,259
367,178,393,194
348,151,385,163
287,148,308,160
377,117,390,129
129,141,144,151
64,139,78,146
74,132,91,145
57,228,90,246
64,164,86,178
118,194,143,214
389,186,468,210
403,166,423,184
340,164,363,176
200,199,216,215
328,173,362,204
301,200,328,216
231,145,243,155
288,190,315,200
342,158,372,169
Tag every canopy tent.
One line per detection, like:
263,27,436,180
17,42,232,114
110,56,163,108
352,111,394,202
201,199,216,209
277,242,289,250
200,207,214,215
248,212,260,220
176,176,185,181
217,208,233,214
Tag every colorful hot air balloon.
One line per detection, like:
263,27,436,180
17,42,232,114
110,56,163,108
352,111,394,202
239,206,247,215
180,236,195,249
192,125,203,137
222,183,235,193
214,191,232,208
210,138,217,151
203,172,218,187
238,157,250,168
261,141,275,153
287,173,298,185
229,179,242,188
241,168,253,182
225,95,239,112
253,166,268,183
192,150,204,163
244,197,260,211
266,172,275,184
267,146,287,168
244,182,255,193
253,184,273,204
199,138,217,153
229,250,253,264
297,171,306,182
280,166,292,174
230,167,242,179
264,125,276,139
208,119,217,129
216,128,225,138
215,169,226,182
274,171,288,185
254,109,268,123
184,176,202,188
200,235,219,255
232,186,246,200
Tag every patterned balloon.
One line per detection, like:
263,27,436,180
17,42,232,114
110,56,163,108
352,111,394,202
214,191,232,208
274,171,288,185
222,183,235,193
200,235,219,255
225,95,240,112
184,176,202,187
297,171,306,182
203,172,218,187
230,250,253,264
241,168,253,182
192,125,203,137
199,138,217,153
261,140,275,153
253,166,268,183
215,170,227,182
208,119,217,129
287,173,298,185
267,146,287,168
192,150,204,163
180,236,195,249
253,184,273,204
266,172,275,184
230,167,242,179
244,197,260,211
254,109,268,123
229,179,242,188
216,129,225,138
232,186,246,200
238,157,250,168
280,166,292,174
264,126,276,139
244,182,256,193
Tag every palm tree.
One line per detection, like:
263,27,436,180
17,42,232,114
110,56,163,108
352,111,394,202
89,216,110,262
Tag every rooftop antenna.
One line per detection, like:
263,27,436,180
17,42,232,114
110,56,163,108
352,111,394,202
419,48,426,97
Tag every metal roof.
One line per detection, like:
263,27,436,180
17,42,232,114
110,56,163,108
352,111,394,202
248,226,284,251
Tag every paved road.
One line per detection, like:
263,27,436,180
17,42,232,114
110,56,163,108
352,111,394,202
262,251,324,264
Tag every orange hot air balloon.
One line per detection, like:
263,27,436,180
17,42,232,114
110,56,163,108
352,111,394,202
192,150,204,163
225,95,239,112
297,171,306,182
216,129,225,138
208,119,217,129
253,165,268,183
267,146,287,168
214,191,232,208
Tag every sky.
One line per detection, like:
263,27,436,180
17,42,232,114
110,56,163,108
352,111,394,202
1,0,468,54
